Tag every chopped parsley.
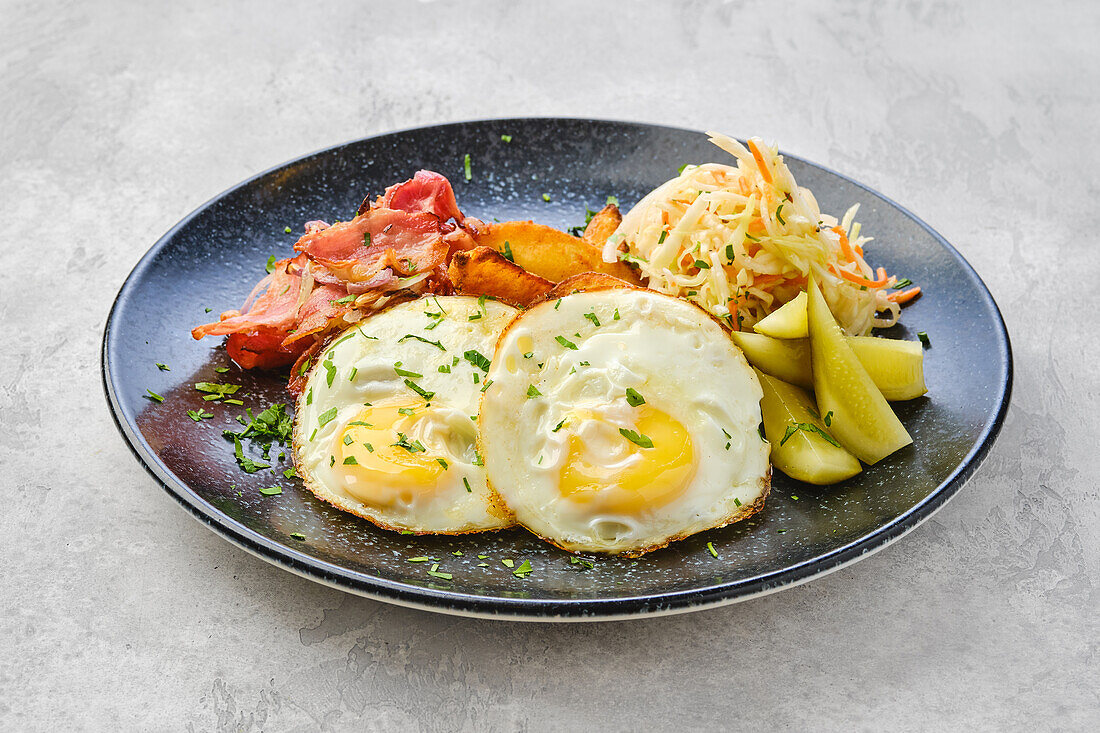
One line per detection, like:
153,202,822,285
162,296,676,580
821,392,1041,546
694,259,711,270
283,467,298,479
677,162,694,174
569,557,594,569
399,334,446,351
606,195,619,207
892,278,913,289
284,226,292,234
324,361,336,387
290,532,305,541
427,569,453,580
463,349,491,372
214,367,230,374
706,542,718,558
436,458,449,470
317,407,338,427
502,241,515,263
265,255,277,273
823,411,833,427
554,335,577,350
526,385,542,398
500,133,512,143
463,153,472,181
552,419,566,433
462,477,472,493
393,363,423,378
780,422,840,448
554,299,562,310
471,449,484,466
468,294,489,321
438,364,451,373
726,244,735,262
583,312,601,327
393,432,426,453
618,428,653,448
625,388,646,407
186,409,213,422
512,559,533,577
657,230,668,245
144,389,164,403
501,559,515,568
333,294,357,305
259,486,282,496
343,456,358,465
194,382,242,399
230,435,270,473
734,497,742,507
542,193,551,202
775,204,786,225
613,309,620,321
480,379,493,393
408,557,431,563
918,331,931,348
155,362,170,371
618,252,647,266
343,434,355,445
404,379,435,401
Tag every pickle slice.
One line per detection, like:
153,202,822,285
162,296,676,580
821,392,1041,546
807,277,912,464
733,332,926,402
849,336,927,401
731,331,813,389
758,370,862,485
753,291,808,339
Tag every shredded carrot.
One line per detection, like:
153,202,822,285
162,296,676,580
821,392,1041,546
747,139,773,184
876,267,887,281
738,176,750,196
748,218,767,234
753,274,784,287
831,264,889,289
888,286,922,304
832,226,856,262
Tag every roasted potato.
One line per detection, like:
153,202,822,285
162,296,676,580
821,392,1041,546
469,220,641,284
582,204,622,247
448,246,554,308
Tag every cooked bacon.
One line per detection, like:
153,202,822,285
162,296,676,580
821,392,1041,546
282,283,349,348
294,207,447,283
361,170,464,222
227,327,308,370
191,255,308,339
287,340,325,395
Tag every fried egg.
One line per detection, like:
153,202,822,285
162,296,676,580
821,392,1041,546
293,295,517,534
479,285,770,555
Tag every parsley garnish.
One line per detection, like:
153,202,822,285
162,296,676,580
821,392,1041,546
393,432,426,453
542,193,551,202
436,458,449,470
512,559,533,577
463,153,472,181
555,335,577,350
918,331,931,348
404,379,435,401
780,423,841,448
463,349,491,372
734,497,742,507
317,407,338,427
677,162,694,174
399,334,445,351
480,379,493,393
393,363,423,378
618,428,653,448
259,486,282,496
613,308,620,320
333,294,357,305
552,419,566,433
823,411,833,427
526,385,542,398
569,557,595,569
144,389,164,402
468,294,489,321
892,278,913,289
265,255,276,273
583,312,601,327
775,204,786,225
438,364,451,373
230,434,270,473
554,298,562,310
283,467,297,478
343,456,358,465
502,241,515,262
462,477,472,493
186,409,213,422
625,388,646,407
155,362,170,371
694,259,711,269
726,244,735,262
194,382,241,399
500,134,512,143
706,542,718,558
657,230,668,245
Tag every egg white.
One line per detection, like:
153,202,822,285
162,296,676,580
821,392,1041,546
479,287,770,555
293,295,517,534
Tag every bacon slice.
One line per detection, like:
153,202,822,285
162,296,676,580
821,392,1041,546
282,283,349,348
191,255,308,339
293,207,447,283
370,170,463,222
227,327,308,370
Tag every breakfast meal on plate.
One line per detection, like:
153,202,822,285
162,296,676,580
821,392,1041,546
187,130,928,557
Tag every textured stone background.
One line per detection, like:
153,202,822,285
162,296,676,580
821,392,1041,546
2,0,1097,730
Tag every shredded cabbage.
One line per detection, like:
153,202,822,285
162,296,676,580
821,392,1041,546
603,132,904,335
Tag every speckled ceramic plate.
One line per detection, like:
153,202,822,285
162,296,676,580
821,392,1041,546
102,118,1011,621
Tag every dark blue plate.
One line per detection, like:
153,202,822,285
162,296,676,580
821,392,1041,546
102,119,1011,620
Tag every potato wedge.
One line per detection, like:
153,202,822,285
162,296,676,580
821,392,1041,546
544,272,640,300
448,246,554,308
582,204,622,246
470,220,641,284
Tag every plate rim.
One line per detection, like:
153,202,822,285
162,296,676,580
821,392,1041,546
101,117,1013,621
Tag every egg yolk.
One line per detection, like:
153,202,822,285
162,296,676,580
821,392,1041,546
334,403,445,507
558,405,696,515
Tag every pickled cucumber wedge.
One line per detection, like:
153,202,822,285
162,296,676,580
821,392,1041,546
757,370,862,485
808,277,912,464
849,336,927,401
733,332,927,401
731,331,813,389
753,291,808,339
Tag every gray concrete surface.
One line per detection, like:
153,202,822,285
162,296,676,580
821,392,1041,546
2,0,1097,730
